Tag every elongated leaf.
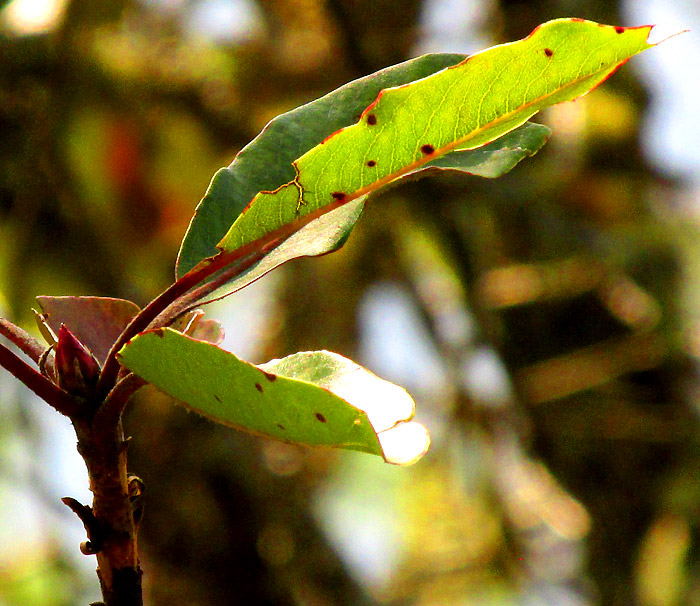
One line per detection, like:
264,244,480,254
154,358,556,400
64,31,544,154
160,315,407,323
118,329,429,464
177,53,465,278
194,121,550,302
218,19,653,257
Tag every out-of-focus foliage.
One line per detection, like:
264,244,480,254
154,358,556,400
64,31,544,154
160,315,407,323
1,1,699,605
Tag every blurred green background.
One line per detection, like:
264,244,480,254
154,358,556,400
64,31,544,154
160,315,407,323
1,0,699,604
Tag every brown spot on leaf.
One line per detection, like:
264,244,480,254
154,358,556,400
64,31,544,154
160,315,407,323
367,160,376,167
255,383,263,393
366,113,377,126
153,328,166,338
277,423,285,430
421,144,435,155
262,371,277,382
615,26,625,34
544,48,553,57
214,395,222,403
331,192,346,201
315,412,327,423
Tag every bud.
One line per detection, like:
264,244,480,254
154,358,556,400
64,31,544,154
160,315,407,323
55,324,101,398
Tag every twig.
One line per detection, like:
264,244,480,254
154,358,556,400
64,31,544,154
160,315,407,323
0,340,80,417
0,317,46,363
98,192,355,396
94,373,146,434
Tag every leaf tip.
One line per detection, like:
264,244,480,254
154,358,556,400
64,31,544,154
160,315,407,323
379,421,431,465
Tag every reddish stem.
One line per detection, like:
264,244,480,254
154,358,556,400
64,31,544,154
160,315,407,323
98,189,352,397
0,340,80,417
0,317,46,363
97,240,284,397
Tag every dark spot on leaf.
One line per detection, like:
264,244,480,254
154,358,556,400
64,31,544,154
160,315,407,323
255,383,263,393
262,371,277,382
331,192,346,201
277,423,285,430
153,328,166,338
214,394,222,403
315,412,327,423
367,160,376,167
366,113,377,125
421,144,435,155
544,48,553,57
615,26,625,34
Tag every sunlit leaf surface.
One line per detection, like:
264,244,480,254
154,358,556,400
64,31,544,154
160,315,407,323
194,122,550,302
218,19,652,257
176,53,465,277
118,329,429,464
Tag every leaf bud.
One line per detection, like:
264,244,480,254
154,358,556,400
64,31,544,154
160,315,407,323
55,324,101,398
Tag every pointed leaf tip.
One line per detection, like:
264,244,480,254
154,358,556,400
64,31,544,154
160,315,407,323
217,19,656,261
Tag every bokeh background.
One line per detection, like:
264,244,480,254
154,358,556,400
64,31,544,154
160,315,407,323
1,0,699,604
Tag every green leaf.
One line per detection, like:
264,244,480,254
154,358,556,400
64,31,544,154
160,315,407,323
422,121,550,178
118,329,429,464
189,123,550,303
218,19,653,257
176,53,465,278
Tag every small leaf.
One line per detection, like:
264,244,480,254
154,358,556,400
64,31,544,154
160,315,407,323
169,309,225,345
118,329,429,464
36,296,140,364
36,297,225,365
217,20,653,258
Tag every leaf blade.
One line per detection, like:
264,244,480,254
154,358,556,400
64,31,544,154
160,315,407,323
176,53,466,277
118,329,429,463
218,19,653,255
193,122,550,302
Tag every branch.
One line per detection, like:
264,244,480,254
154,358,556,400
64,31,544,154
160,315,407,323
0,317,46,363
0,340,80,417
98,185,355,397
150,245,277,329
94,373,146,434
97,240,282,397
